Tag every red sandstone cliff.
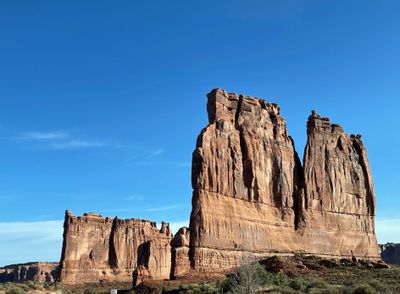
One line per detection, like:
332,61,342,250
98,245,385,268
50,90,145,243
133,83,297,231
298,111,379,258
59,211,172,284
189,89,380,273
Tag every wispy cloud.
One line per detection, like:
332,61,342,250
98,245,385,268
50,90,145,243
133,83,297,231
0,220,63,266
376,218,400,244
16,131,69,140
127,148,164,163
14,130,107,150
142,205,178,212
124,194,144,201
48,139,106,150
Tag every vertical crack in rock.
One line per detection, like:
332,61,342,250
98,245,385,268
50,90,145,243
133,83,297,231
59,212,172,284
189,89,380,274
189,89,303,273
300,111,379,258
108,218,118,268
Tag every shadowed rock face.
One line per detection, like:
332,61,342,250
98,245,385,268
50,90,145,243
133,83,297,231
189,89,380,273
380,243,400,264
59,211,172,284
0,262,59,283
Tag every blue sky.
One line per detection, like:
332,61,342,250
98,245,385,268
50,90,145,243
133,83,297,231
1,1,400,266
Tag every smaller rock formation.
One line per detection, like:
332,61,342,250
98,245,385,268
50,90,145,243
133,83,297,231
299,111,379,258
0,262,59,283
380,243,400,264
170,227,190,279
59,211,172,284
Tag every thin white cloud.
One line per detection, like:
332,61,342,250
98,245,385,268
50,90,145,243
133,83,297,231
376,218,400,244
124,194,144,201
48,139,106,150
143,205,178,212
0,220,63,266
15,131,69,140
127,148,164,163
14,130,108,150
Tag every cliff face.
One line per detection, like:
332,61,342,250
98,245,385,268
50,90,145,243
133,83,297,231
299,112,379,258
189,89,380,273
0,262,59,283
190,89,303,271
59,211,172,284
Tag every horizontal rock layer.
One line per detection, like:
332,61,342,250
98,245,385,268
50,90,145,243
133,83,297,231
189,89,380,273
0,262,59,283
59,211,172,284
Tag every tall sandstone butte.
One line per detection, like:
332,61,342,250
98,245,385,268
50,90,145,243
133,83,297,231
298,112,379,258
190,89,304,272
189,89,379,273
59,211,172,284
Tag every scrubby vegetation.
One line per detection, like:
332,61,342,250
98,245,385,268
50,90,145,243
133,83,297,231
160,258,400,294
0,281,61,293
1,258,400,293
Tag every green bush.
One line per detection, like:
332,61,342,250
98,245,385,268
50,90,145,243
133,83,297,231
83,288,98,294
352,284,377,294
5,286,25,294
224,261,275,293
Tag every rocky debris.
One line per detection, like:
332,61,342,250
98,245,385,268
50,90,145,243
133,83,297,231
259,255,388,278
188,89,380,274
170,227,190,279
132,265,151,287
380,243,400,264
59,211,172,284
0,262,59,283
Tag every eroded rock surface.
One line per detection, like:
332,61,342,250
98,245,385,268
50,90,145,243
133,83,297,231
0,262,59,283
189,89,380,274
59,211,172,284
170,227,190,279
190,89,303,272
298,112,379,258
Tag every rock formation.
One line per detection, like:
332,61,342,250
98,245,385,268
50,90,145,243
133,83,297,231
190,89,303,272
54,88,380,284
189,89,380,273
59,211,172,284
0,262,59,283
170,227,190,279
380,243,400,264
298,112,379,258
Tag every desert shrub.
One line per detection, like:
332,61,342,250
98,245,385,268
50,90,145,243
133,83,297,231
290,277,307,291
5,286,25,294
83,288,98,294
224,261,272,293
352,284,377,294
25,281,43,290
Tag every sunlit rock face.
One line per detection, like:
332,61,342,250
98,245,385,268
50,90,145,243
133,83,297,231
298,111,379,258
59,211,172,284
189,89,379,273
189,89,304,272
